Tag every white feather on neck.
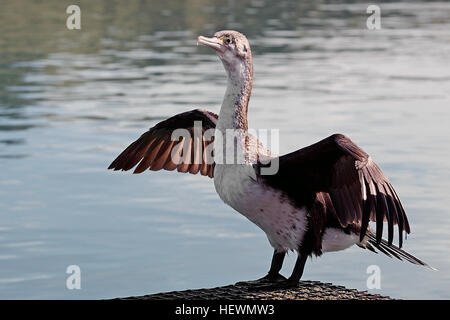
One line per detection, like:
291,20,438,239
215,57,252,166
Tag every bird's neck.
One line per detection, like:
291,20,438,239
215,58,254,165
217,60,253,133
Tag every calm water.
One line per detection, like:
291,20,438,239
0,0,449,299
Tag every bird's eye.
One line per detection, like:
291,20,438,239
226,38,232,44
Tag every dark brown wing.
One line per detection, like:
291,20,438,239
108,109,218,178
259,134,410,247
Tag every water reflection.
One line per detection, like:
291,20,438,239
0,0,449,299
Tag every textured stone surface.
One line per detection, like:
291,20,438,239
119,280,392,300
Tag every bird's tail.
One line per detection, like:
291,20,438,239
364,233,436,270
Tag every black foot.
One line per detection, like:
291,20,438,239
245,278,299,292
235,273,287,287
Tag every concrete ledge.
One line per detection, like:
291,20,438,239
119,280,392,300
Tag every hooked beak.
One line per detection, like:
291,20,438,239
197,36,225,53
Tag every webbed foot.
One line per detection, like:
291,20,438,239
235,273,287,287
244,278,299,292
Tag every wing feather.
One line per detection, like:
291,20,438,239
150,140,175,171
109,109,218,178
134,138,165,174
177,137,192,173
260,133,410,248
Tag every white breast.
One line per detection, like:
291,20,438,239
214,164,308,252
321,228,359,253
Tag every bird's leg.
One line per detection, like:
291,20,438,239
265,250,287,281
244,251,308,291
235,250,286,286
286,251,308,284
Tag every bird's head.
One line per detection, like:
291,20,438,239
197,30,252,79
